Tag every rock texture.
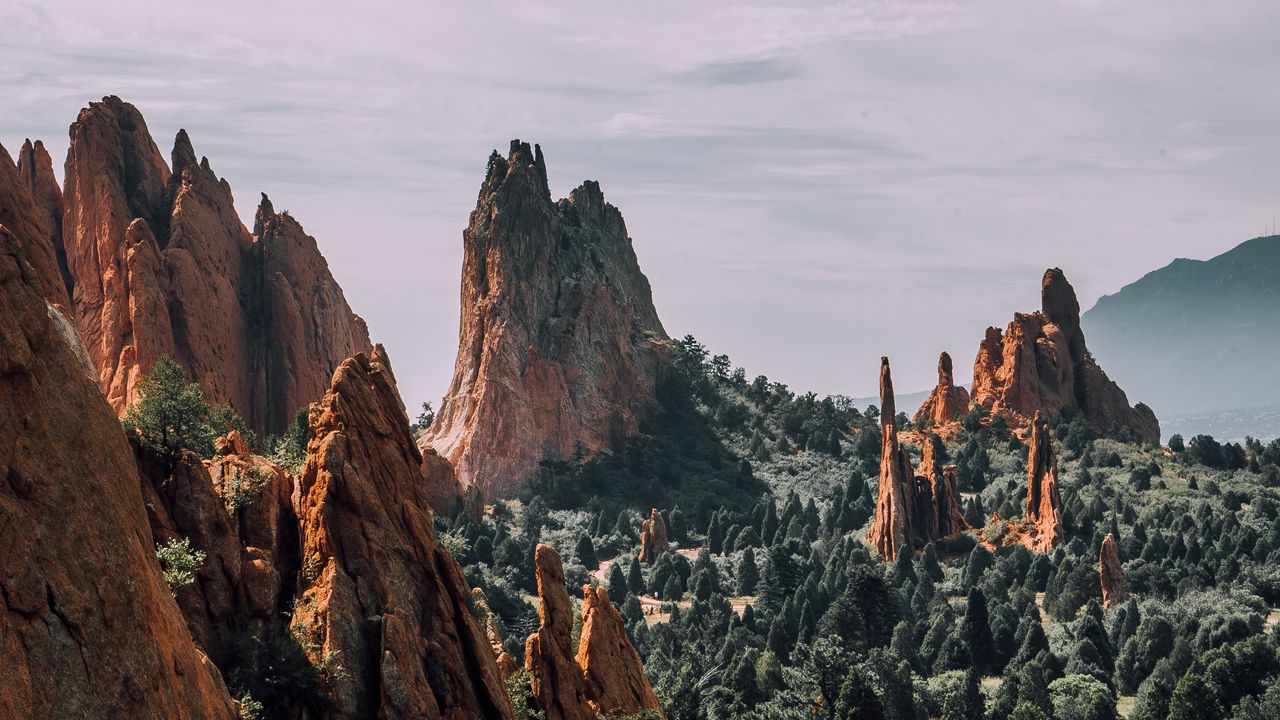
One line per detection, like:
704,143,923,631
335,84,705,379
913,352,970,429
1099,533,1126,609
578,584,664,718
0,218,237,718
970,268,1159,443
290,347,513,720
638,507,670,564
0,141,67,306
526,544,662,720
1022,412,1063,552
869,357,918,560
423,140,668,501
60,96,369,434
916,435,968,539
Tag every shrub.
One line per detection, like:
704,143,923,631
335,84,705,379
156,537,205,591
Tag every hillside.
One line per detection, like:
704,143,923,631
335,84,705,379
1083,236,1280,420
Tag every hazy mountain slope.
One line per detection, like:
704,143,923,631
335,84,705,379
1082,235,1280,418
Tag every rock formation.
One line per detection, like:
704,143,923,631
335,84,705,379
913,351,970,429
638,508,670,564
578,584,664,718
1099,533,1126,608
1023,412,1064,551
0,141,67,306
869,357,917,560
526,544,663,720
0,218,237,718
423,140,669,501
916,434,968,539
16,139,69,298
970,268,1159,443
290,346,513,720
59,96,369,434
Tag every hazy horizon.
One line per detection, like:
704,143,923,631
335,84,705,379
5,0,1277,410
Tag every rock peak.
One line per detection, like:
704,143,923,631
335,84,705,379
879,356,895,427
171,128,197,172
1040,266,1080,330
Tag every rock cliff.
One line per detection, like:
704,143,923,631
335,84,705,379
526,544,663,720
1099,533,1126,608
0,141,67,305
913,351,970,429
0,217,237,718
59,96,369,434
290,346,513,719
423,140,668,500
970,268,1159,442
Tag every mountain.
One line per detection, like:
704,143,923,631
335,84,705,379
1082,235,1280,420
423,140,669,502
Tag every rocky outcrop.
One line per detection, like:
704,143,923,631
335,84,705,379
0,218,237,718
1022,412,1063,551
1099,533,1126,608
60,96,369,434
290,347,513,720
526,544,662,720
578,584,664,718
0,141,67,306
423,140,668,501
913,352,970,428
638,508,669,564
970,268,1159,443
869,357,917,560
916,435,968,539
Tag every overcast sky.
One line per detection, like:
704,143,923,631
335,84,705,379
3,0,1277,408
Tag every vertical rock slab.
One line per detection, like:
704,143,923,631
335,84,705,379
869,357,917,560
969,268,1159,442
423,140,668,501
526,544,593,720
913,352,970,429
0,222,236,719
290,346,512,720
1099,533,1126,609
578,584,664,718
1023,412,1064,551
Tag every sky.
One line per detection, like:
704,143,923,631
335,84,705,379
3,0,1278,410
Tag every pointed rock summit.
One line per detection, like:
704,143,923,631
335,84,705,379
869,357,917,560
0,218,237,718
0,141,67,306
423,140,668,500
914,351,970,429
290,347,513,719
526,544,663,720
970,268,1159,442
1022,412,1064,551
1099,533,1127,608
59,96,369,434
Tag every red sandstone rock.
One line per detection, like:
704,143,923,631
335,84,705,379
915,434,968,538
913,352,970,428
1023,412,1064,551
0,221,236,718
1099,533,1126,608
869,357,917,560
0,142,66,305
578,584,664,718
290,346,513,719
60,96,369,434
526,544,662,720
970,268,1159,442
638,508,670,564
423,140,668,501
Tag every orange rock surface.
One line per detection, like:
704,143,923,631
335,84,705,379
913,351,970,429
869,357,917,560
638,508,670,564
1022,412,1064,551
1099,533,1127,608
423,140,668,501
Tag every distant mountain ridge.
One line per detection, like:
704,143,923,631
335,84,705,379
1082,235,1280,420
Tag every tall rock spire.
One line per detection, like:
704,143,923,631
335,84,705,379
914,351,971,429
1024,412,1064,551
869,357,916,560
423,140,668,501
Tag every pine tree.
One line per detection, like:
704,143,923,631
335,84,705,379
1166,672,1221,720
942,669,982,720
627,555,646,596
834,666,883,720
574,533,597,569
959,588,996,674
607,562,628,605
737,546,759,595
708,512,725,555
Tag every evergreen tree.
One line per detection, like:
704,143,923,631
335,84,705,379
607,562,628,605
708,512,725,555
920,542,945,583
737,546,759,595
627,555,646,596
834,666,883,720
959,588,997,674
942,669,982,720
1166,672,1221,720
574,533,597,569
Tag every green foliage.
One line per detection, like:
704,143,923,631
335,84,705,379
155,536,205,591
123,356,254,458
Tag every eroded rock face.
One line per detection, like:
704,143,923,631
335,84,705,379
638,508,669,564
526,544,662,720
916,434,968,539
1099,533,1126,609
290,347,513,720
0,221,236,719
60,96,369,434
578,585,664,718
1023,412,1063,551
0,141,67,306
869,357,917,561
423,140,668,501
913,352,970,429
969,268,1159,443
